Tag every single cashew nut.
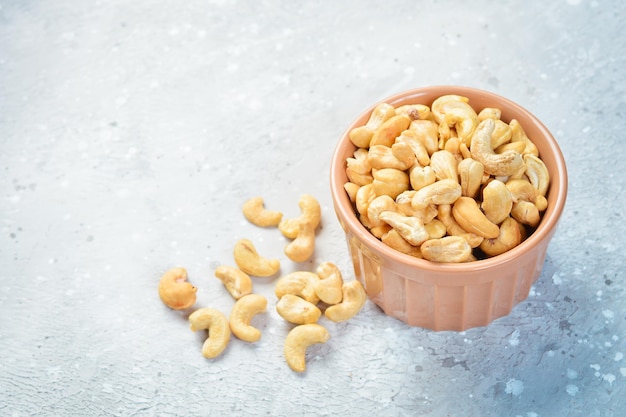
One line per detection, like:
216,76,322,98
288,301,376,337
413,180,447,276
420,236,472,263
411,178,462,209
275,271,320,304
367,194,397,227
510,119,539,156
233,238,280,277
470,118,525,177
395,129,430,166
346,148,372,186
481,179,513,225
477,107,502,121
379,210,429,246
284,323,330,373
479,217,522,257
452,196,500,239
349,103,396,148
523,154,550,196
430,150,459,182
395,103,431,121
158,267,197,310
372,168,410,199
409,119,440,155
490,119,513,149
343,182,360,203
284,221,316,263
381,228,417,255
324,280,367,322
229,293,267,342
368,143,416,171
189,307,231,358
314,262,344,305
369,114,411,147
278,194,321,239
276,294,322,324
431,94,478,146
214,265,253,300
424,219,447,239
458,158,484,198
511,200,541,227
242,197,283,227
409,165,437,191
437,204,484,248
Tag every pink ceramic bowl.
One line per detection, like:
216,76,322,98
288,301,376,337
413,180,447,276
330,86,568,331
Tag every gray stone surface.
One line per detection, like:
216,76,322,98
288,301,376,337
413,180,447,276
1,0,624,416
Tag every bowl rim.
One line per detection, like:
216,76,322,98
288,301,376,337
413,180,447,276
330,85,568,274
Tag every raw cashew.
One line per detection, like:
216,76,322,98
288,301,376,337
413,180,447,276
275,271,320,304
379,210,429,246
242,197,283,227
490,119,513,149
276,294,322,324
368,143,416,171
158,267,197,310
511,200,541,227
395,130,430,166
437,204,484,248
346,148,372,186
424,219,447,239
367,195,397,227
477,107,501,121
324,280,367,322
372,168,409,199
409,165,437,191
470,118,525,177
284,221,316,262
229,293,267,342
349,103,396,148
510,119,539,156
369,114,411,147
452,196,500,239
431,94,478,146
420,236,471,263
430,150,459,182
233,238,280,277
278,194,321,239
214,265,253,300
381,228,419,255
409,119,439,155
411,178,462,209
314,262,344,305
480,217,522,257
189,308,231,359
284,323,330,373
481,179,513,225
458,158,484,198
344,182,360,203
524,154,550,196
395,103,431,120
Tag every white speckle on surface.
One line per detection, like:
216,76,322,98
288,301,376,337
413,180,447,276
603,374,616,385
616,352,624,361
509,329,520,346
590,364,601,371
567,0,582,5
566,384,579,396
567,369,578,379
620,368,626,377
552,273,562,285
505,379,524,396
602,310,614,320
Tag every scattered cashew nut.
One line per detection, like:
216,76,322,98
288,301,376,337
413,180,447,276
324,280,367,322
189,307,231,358
275,271,320,304
233,238,280,277
242,197,283,227
158,267,197,310
284,323,330,373
314,262,344,305
276,294,322,324
278,194,321,239
229,293,267,342
214,265,253,300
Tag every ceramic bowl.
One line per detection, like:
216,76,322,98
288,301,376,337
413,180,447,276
330,86,567,331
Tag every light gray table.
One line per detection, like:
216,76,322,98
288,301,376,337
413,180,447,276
1,1,624,416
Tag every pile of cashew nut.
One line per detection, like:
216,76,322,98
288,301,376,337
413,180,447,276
158,194,367,373
344,95,551,262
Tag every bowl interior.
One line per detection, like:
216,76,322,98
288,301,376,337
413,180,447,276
330,86,568,275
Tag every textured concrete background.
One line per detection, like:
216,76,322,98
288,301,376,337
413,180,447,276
1,0,625,416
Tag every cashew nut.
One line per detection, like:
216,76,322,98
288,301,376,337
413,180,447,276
452,196,500,239
284,323,330,373
395,103,431,121
477,107,501,121
437,204,484,248
409,119,439,155
314,262,344,305
479,217,522,257
379,210,429,246
189,308,231,359
214,265,253,300
278,194,321,239
324,280,367,322
420,236,472,263
395,129,430,166
367,194,397,227
431,94,478,146
470,118,525,177
523,154,550,196
411,178,462,209
284,220,316,263
430,150,459,182
229,293,267,342
409,165,437,191
343,182,360,203
481,179,513,225
381,228,417,255
372,168,410,199
242,197,283,227
276,294,322,324
458,157,484,198
233,238,280,277
510,119,539,156
368,143,416,171
349,103,396,148
346,148,373,186
369,114,411,147
158,267,197,310
275,271,320,304
511,200,541,227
